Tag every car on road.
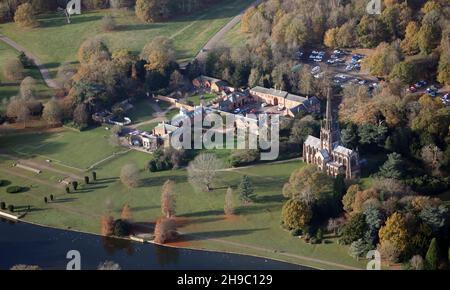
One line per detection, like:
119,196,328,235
249,108,258,114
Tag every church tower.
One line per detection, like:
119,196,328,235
320,88,340,153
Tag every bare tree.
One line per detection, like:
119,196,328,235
154,217,177,244
42,99,62,125
121,204,132,222
120,163,141,188
101,215,114,236
409,255,424,270
224,187,234,216
19,76,36,99
17,105,31,128
187,153,223,191
161,180,176,218
421,144,444,176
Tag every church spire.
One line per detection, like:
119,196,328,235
324,87,333,131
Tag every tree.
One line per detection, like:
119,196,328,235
100,14,116,32
437,32,450,85
238,175,254,203
154,217,177,244
401,21,420,55
327,217,345,235
135,0,170,23
14,3,38,28
357,15,387,48
340,213,368,245
101,215,114,236
281,199,312,230
72,181,78,191
161,180,176,218
187,153,223,191
73,103,89,127
421,144,444,175
378,240,401,264
19,77,36,99
3,59,24,81
224,187,234,216
324,27,339,48
140,36,175,72
378,153,404,179
425,238,439,270
120,163,140,188
379,212,410,255
349,239,369,260
121,204,132,222
77,38,110,64
419,205,448,233
409,255,424,270
42,99,62,125
362,42,401,77
113,219,131,237
16,105,31,128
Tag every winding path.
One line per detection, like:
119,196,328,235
0,34,59,89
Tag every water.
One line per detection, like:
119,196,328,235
0,219,308,270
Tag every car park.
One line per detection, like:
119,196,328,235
414,80,427,88
233,108,241,114
407,86,417,93
311,66,321,74
426,86,438,93
261,103,268,108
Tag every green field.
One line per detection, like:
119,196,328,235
188,93,217,106
0,126,126,170
0,0,254,77
218,21,249,48
0,42,53,112
0,128,368,269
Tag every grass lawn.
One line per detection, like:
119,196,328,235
0,42,53,112
218,21,249,48
0,0,255,77
0,126,126,170
127,99,155,124
187,93,217,106
0,126,368,269
136,122,158,132
166,108,180,120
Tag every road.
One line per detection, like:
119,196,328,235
194,0,262,62
0,34,59,89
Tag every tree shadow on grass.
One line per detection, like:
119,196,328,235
52,197,77,203
38,14,103,28
179,209,224,218
132,205,160,212
254,194,285,204
182,228,269,242
140,175,187,187
116,23,164,32
92,178,117,185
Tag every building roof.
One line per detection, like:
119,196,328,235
250,86,288,98
316,149,330,161
286,93,307,104
333,145,353,156
305,135,320,149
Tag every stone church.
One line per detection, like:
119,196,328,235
303,89,360,179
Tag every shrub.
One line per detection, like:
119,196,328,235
290,228,302,237
0,202,6,210
50,194,54,201
18,52,32,68
84,176,90,184
0,180,5,186
100,14,117,32
3,59,24,81
44,197,48,203
8,205,14,212
65,187,70,194
112,219,131,237
72,181,78,191
92,171,97,181
6,186,22,194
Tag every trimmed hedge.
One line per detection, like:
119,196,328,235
6,186,22,194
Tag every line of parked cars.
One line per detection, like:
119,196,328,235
309,50,326,62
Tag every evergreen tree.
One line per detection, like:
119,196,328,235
378,152,404,179
425,238,439,270
238,175,254,203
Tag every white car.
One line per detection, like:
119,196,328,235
261,103,268,108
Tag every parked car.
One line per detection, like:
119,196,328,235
311,66,321,74
415,80,427,88
233,108,241,114
261,103,268,108
249,108,258,114
407,86,417,93
426,86,438,93
428,91,438,97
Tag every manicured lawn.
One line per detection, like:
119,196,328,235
166,108,180,120
0,0,255,77
218,21,249,48
187,93,218,106
0,42,53,112
0,126,126,170
127,99,155,124
136,122,158,132
0,128,366,269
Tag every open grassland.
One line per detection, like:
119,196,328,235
0,128,366,269
0,42,53,112
0,0,254,77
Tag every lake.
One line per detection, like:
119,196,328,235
0,219,309,270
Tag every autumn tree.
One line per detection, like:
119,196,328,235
42,99,62,125
120,163,140,188
101,215,114,236
100,14,116,32
187,153,223,191
362,42,402,77
401,21,420,55
3,59,24,81
339,213,368,245
357,15,387,48
14,3,38,28
324,27,339,48
154,217,177,244
421,144,444,175
140,36,175,72
135,0,170,23
77,38,110,64
121,204,132,222
161,180,176,218
409,255,424,270
224,187,234,216
169,70,183,91
379,212,410,256
437,34,450,85
281,199,313,230
378,239,401,264
73,103,89,127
